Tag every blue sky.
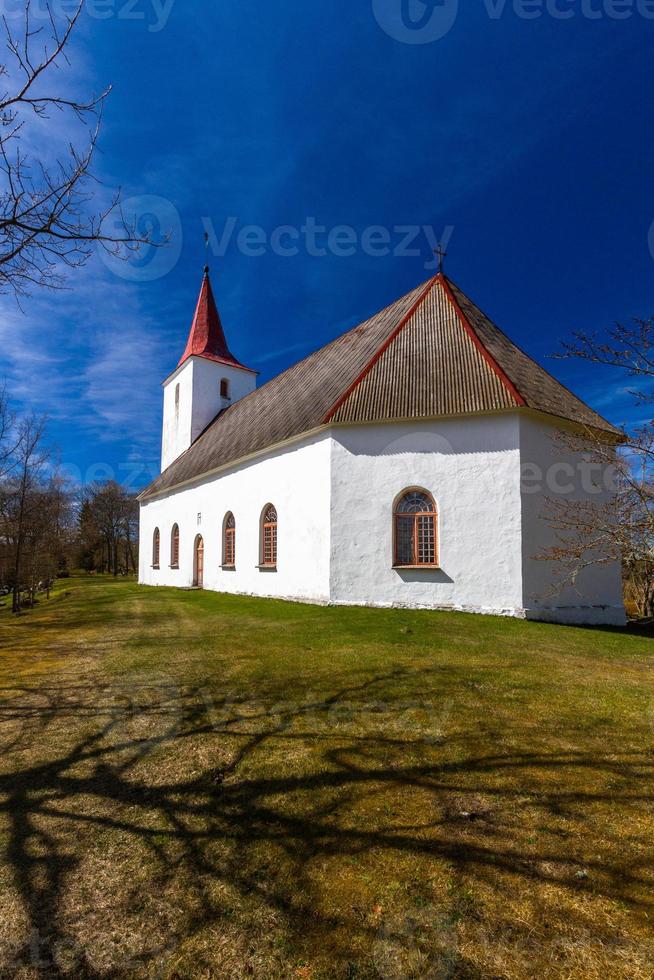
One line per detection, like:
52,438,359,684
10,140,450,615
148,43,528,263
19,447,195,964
1,0,653,490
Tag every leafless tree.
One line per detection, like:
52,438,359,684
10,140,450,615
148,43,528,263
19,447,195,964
0,413,48,611
543,316,654,618
0,1,153,296
77,480,138,575
0,409,77,610
0,384,18,475
559,316,654,404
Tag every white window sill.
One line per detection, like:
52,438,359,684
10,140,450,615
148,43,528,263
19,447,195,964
393,564,441,571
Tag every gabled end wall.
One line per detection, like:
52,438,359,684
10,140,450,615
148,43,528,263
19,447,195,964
518,413,626,626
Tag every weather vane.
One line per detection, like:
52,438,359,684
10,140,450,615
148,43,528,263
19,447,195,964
433,243,447,275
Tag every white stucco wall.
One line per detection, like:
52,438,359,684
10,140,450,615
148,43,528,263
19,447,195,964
161,360,194,471
161,357,256,471
141,411,626,626
518,413,625,625
141,431,332,602
328,416,525,615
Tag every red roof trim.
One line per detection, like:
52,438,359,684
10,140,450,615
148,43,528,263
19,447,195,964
322,277,438,423
439,274,526,407
186,352,258,374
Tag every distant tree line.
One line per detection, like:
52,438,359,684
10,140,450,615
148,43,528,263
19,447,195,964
77,482,139,578
0,393,138,613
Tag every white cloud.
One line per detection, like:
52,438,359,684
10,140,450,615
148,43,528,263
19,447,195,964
0,256,168,464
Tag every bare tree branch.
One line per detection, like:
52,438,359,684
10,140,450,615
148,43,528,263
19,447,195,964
0,1,157,297
545,317,654,617
555,316,654,404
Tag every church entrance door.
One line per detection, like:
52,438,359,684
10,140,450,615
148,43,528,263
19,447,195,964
194,535,204,588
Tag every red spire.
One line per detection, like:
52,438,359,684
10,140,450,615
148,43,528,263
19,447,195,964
178,267,247,370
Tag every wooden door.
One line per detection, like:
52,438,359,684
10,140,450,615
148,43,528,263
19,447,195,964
194,536,204,588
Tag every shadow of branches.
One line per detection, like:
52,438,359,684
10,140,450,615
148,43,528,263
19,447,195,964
0,669,652,978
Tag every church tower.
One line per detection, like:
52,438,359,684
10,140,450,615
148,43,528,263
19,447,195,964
161,267,257,471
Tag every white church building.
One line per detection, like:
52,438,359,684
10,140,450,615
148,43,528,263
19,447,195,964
138,267,625,626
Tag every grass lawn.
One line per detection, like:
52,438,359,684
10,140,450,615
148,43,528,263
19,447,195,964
0,577,652,978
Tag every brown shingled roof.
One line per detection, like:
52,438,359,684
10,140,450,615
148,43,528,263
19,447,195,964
139,274,619,501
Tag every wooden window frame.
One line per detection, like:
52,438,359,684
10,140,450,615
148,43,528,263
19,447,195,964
393,489,439,569
152,527,160,569
259,504,277,569
170,523,180,569
222,512,236,568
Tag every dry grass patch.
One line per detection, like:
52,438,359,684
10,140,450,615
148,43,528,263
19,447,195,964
0,576,652,977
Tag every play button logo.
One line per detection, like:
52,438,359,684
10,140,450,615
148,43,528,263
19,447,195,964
372,0,459,43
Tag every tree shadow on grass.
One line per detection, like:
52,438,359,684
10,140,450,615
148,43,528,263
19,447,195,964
0,671,652,977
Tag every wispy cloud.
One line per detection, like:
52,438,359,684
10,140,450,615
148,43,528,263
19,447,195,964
0,256,167,460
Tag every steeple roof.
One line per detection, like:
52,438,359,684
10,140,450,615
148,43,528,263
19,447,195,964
141,273,620,500
177,267,252,372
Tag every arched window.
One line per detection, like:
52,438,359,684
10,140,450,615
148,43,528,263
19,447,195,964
220,378,230,399
261,504,277,567
223,512,236,567
170,523,180,568
152,527,160,568
394,490,438,567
